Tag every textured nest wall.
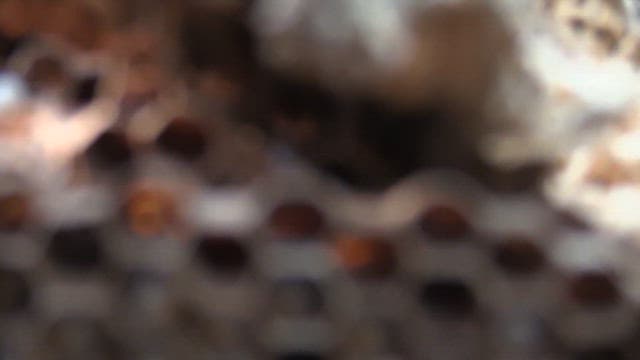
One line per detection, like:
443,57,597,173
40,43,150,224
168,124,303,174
0,1,640,359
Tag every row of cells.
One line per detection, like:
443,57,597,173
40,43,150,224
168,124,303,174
0,186,639,358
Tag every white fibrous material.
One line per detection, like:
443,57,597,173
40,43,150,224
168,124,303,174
537,0,640,235
487,0,640,161
250,0,423,90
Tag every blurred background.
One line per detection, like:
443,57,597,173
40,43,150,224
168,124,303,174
1,0,640,359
